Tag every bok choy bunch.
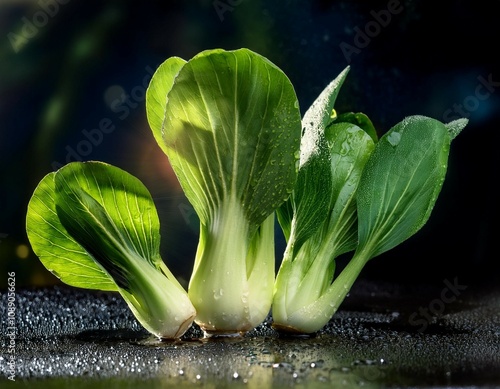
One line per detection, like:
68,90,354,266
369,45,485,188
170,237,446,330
26,162,196,339
146,48,302,335
25,47,468,339
272,67,468,334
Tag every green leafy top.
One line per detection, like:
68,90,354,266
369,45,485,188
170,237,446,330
146,48,302,232
27,162,163,290
356,115,467,259
277,66,350,253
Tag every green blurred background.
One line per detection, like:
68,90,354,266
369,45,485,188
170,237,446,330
1,0,498,289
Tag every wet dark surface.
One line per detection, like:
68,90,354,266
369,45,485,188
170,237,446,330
1,280,500,388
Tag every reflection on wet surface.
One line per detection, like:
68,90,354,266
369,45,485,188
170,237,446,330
1,281,499,388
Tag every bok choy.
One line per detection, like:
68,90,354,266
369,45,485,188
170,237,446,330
272,67,468,334
25,46,468,339
26,161,196,339
146,48,302,335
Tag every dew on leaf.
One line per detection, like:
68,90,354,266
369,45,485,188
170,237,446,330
387,132,401,146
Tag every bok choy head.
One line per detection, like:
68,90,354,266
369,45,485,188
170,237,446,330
272,66,468,334
26,161,196,339
146,48,302,335
273,67,376,333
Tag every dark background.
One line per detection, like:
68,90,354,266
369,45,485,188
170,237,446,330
1,0,498,290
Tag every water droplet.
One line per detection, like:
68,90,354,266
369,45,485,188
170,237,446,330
213,288,224,300
387,131,401,146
